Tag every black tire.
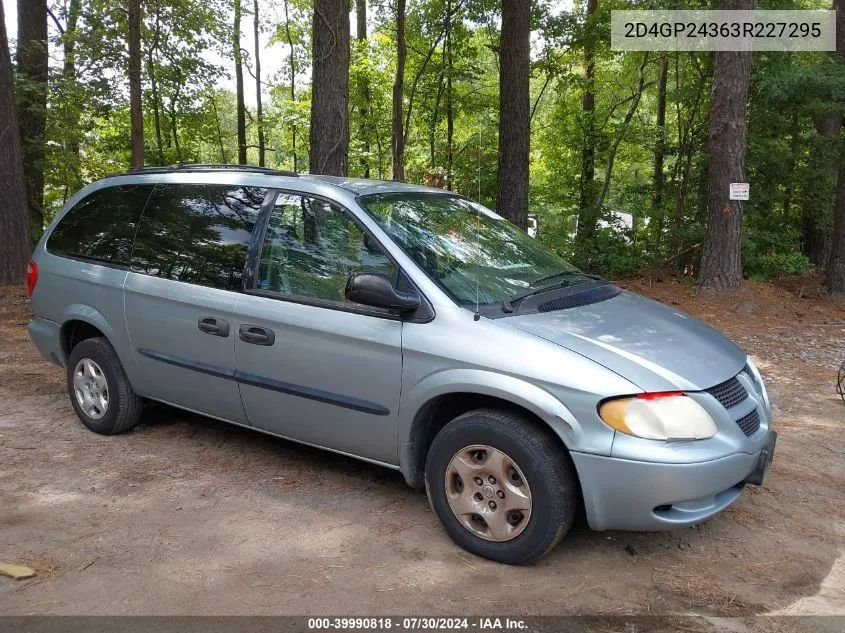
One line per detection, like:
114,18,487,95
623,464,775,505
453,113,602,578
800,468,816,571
424,408,578,565
66,337,143,435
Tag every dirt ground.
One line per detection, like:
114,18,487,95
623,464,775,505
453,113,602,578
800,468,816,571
0,274,843,621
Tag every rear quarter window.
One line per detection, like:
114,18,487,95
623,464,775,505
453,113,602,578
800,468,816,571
47,184,154,266
130,183,267,292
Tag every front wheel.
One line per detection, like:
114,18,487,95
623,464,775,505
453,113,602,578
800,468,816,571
424,409,578,565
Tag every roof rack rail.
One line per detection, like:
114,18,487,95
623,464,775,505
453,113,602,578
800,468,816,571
105,164,300,178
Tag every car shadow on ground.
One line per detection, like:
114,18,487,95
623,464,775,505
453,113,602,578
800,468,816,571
122,401,842,617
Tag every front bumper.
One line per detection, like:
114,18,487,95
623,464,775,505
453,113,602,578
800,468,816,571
571,444,768,531
27,316,65,367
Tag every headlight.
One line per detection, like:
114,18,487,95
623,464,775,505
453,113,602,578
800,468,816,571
599,392,717,440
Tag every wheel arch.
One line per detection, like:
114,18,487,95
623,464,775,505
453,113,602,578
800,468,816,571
59,305,119,361
398,371,583,489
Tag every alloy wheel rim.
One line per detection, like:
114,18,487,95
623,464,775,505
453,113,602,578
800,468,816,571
73,358,109,420
444,444,532,542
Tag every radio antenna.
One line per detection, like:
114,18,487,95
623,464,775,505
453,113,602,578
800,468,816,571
474,118,482,322
478,118,482,202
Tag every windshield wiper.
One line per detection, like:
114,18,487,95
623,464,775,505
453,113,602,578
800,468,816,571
501,272,602,313
502,280,573,313
530,270,601,287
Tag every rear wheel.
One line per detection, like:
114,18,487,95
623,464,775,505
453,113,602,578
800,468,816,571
66,337,143,435
425,408,578,565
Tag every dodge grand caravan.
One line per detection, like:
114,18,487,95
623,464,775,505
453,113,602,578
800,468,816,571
27,165,776,565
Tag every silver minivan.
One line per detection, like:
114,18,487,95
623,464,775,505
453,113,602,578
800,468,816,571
27,165,776,564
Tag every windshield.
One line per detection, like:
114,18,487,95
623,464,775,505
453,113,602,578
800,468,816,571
360,193,591,306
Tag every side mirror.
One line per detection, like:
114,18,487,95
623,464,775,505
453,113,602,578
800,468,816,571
345,271,421,313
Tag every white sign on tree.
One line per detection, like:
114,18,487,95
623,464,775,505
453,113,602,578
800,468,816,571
729,183,749,201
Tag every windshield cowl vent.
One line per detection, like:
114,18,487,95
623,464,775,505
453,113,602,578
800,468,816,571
535,285,623,313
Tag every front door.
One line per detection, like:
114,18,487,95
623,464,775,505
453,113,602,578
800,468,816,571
234,192,403,464
125,181,267,423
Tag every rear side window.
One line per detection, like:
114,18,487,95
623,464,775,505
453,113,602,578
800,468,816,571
131,184,267,292
47,184,153,265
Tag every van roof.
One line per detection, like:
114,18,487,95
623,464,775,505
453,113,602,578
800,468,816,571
105,164,450,197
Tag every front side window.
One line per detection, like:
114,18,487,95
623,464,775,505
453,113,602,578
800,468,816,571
256,192,395,303
360,193,592,306
47,184,153,265
131,184,266,291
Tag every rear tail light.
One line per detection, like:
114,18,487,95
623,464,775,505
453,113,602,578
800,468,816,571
26,259,38,297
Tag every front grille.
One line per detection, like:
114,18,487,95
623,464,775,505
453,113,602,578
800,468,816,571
705,375,748,409
705,370,763,437
736,409,761,436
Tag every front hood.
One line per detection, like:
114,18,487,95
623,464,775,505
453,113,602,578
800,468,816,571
503,290,746,392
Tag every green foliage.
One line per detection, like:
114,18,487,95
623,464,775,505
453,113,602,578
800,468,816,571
34,0,845,283
568,231,651,280
742,228,811,279
745,252,812,279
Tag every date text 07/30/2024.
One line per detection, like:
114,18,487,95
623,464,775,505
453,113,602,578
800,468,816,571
307,617,528,630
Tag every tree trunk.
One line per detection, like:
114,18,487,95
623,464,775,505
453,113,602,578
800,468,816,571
497,0,530,229
828,151,845,292
670,52,686,257
576,0,598,242
826,0,845,292
169,95,182,164
668,52,708,260
801,113,839,270
127,0,144,170
445,0,454,190
398,2,448,181
234,0,247,164
402,16,448,157
253,0,265,166
652,54,668,219
283,0,298,171
698,0,753,294
805,218,833,272
375,118,385,178
429,69,444,173
149,71,164,165
16,0,48,243
592,53,648,213
61,0,82,196
391,0,406,181
782,113,799,218
310,0,349,176
673,143,695,259
210,92,228,163
148,0,165,165
357,0,370,177
0,1,30,282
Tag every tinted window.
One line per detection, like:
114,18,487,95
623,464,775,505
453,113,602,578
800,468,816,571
131,184,266,291
47,184,153,265
257,192,395,302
